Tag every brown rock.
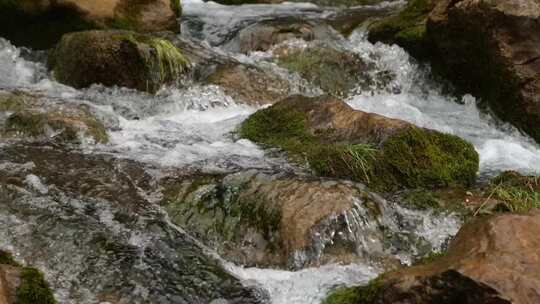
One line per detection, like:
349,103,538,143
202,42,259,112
0,0,181,49
426,0,540,143
0,265,21,304
357,211,540,304
205,63,293,105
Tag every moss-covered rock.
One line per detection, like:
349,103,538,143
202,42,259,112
48,30,189,93
484,171,540,213
0,249,56,304
160,170,378,268
367,0,436,59
322,277,385,304
275,44,377,97
239,95,479,190
0,0,181,50
0,90,108,144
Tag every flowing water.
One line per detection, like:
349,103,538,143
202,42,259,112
1,0,539,303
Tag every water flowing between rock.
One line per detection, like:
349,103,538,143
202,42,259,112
0,0,539,303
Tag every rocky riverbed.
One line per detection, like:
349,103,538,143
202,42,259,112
0,0,539,303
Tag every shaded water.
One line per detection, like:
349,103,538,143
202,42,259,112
0,1,539,303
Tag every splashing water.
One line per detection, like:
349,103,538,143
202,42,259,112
0,1,539,303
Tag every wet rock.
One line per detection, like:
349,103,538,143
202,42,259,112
48,30,190,93
324,210,540,304
161,171,374,268
367,0,436,59
161,169,457,269
209,0,394,7
204,62,294,105
0,0,181,50
0,145,266,304
239,95,479,190
224,18,337,53
274,43,380,97
425,0,540,143
0,90,108,144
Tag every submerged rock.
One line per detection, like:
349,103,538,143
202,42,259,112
323,210,540,304
0,90,108,144
161,169,459,269
0,145,266,303
224,18,337,53
205,62,294,105
48,30,190,93
274,43,387,97
0,0,181,50
239,95,479,190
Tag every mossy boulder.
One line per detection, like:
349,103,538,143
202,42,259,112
160,170,379,269
0,90,108,144
48,30,189,93
275,44,380,97
0,0,181,50
367,0,437,59
239,95,479,190
0,250,56,304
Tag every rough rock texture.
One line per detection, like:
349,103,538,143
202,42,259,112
224,18,337,53
426,0,540,143
240,95,479,190
0,265,21,304
0,90,108,144
325,211,540,304
367,0,436,59
48,30,189,93
0,0,181,49
275,44,379,97
0,145,265,303
161,170,382,268
205,63,293,105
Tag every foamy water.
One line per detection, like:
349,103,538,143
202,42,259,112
0,2,539,303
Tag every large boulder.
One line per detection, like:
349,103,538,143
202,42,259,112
426,0,540,143
324,210,540,304
368,0,540,143
240,95,479,190
0,0,181,49
48,30,190,93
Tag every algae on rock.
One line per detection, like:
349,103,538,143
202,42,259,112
239,96,479,190
48,30,190,93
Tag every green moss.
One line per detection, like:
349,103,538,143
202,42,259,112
0,93,25,111
171,0,183,17
5,112,48,137
403,189,441,210
322,276,385,304
367,0,435,58
379,127,479,189
240,104,479,190
487,171,540,213
16,268,57,304
0,250,20,266
117,34,190,85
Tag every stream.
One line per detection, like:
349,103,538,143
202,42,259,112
1,0,540,303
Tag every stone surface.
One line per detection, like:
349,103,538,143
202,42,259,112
0,0,181,49
0,90,108,144
426,0,540,143
48,30,189,93
329,211,540,304
0,265,21,304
